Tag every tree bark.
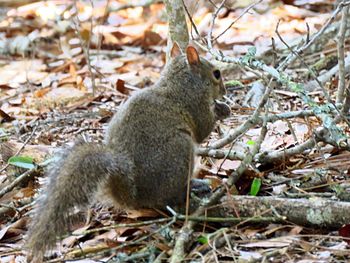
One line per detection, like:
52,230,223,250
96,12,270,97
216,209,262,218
163,0,189,60
217,195,350,229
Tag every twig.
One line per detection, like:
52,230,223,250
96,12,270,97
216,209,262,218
0,168,39,199
96,0,110,53
276,19,331,105
49,217,177,262
336,3,349,104
304,54,350,92
278,0,350,71
207,0,226,55
181,0,201,41
200,125,343,165
108,0,161,12
205,0,281,82
88,0,96,95
257,125,350,164
73,0,96,95
268,35,299,144
257,109,314,123
175,214,285,224
275,19,350,132
0,197,33,219
73,217,172,236
342,82,350,116
214,0,263,42
231,100,268,184
207,1,350,93
210,79,273,149
0,123,38,174
256,136,316,164
197,147,245,161
215,141,237,176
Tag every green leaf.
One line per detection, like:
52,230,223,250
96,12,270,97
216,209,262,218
247,46,257,56
290,82,303,93
225,80,244,87
240,56,249,65
250,178,261,196
246,140,256,146
197,235,208,244
8,156,35,169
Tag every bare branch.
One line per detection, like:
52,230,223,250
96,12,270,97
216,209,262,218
336,4,349,104
214,0,263,42
278,0,350,71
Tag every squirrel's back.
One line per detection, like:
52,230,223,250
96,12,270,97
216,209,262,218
104,87,193,208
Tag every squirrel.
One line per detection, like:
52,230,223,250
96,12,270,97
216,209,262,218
26,44,230,261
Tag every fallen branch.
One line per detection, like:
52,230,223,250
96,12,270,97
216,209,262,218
0,197,33,220
199,109,316,158
256,136,316,164
219,195,350,229
278,0,350,70
304,54,350,92
0,168,39,199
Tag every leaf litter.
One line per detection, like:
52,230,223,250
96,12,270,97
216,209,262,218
0,0,349,262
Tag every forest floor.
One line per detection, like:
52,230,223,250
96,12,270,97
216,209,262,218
0,0,350,262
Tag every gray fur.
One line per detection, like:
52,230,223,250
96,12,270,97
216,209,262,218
26,47,230,261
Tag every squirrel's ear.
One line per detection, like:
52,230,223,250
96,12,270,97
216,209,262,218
170,42,182,58
186,46,200,66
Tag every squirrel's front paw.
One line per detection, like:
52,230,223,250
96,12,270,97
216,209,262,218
214,100,230,120
190,178,211,197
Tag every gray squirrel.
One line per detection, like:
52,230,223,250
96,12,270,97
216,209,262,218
26,44,230,261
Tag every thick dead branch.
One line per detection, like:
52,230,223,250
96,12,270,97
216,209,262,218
219,195,350,229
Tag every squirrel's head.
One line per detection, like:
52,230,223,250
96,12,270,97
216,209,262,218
169,43,226,100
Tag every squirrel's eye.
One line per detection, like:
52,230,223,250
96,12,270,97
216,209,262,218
213,69,221,80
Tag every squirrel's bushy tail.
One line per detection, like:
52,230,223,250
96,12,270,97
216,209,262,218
26,141,117,261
